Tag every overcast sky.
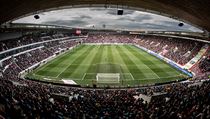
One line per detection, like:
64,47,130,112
13,7,202,32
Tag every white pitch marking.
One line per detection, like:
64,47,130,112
82,73,86,80
130,73,135,80
136,75,182,80
55,46,90,78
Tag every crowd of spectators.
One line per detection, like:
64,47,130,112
199,53,210,73
136,35,204,65
190,47,210,79
0,32,78,52
85,34,136,44
0,75,209,118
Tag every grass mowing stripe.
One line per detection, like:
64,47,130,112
112,46,130,73
107,45,114,63
57,46,95,78
86,45,104,73
81,45,104,81
122,45,160,79
70,45,101,78
112,45,132,80
116,45,146,79
103,46,113,72
103,46,121,74
107,46,122,73
100,45,108,64
54,45,91,78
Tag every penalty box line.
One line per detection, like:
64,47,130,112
129,73,135,80
82,73,87,80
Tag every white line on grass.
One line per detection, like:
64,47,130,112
146,66,160,79
34,74,57,79
130,73,135,80
55,46,91,78
129,46,161,79
82,73,86,80
55,59,87,78
136,75,181,80
56,62,73,78
85,73,96,74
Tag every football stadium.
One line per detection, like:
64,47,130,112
0,0,210,118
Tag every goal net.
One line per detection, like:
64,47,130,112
96,73,120,84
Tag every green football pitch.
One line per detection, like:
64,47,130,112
27,45,187,87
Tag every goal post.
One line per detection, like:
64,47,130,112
96,73,120,84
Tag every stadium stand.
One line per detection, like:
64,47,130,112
0,75,209,118
190,47,210,80
85,34,135,43
136,35,204,65
0,32,209,118
0,32,80,52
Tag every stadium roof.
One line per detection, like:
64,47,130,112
0,0,210,32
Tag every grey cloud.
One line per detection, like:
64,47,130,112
106,9,117,15
139,23,187,31
158,21,196,30
43,20,88,26
106,22,190,31
107,21,142,29
134,14,153,21
159,21,181,27
73,15,92,20
116,17,135,22
91,19,190,31
80,15,92,19
116,14,153,23
116,14,153,22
